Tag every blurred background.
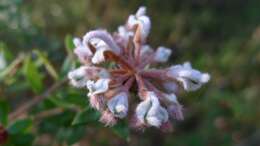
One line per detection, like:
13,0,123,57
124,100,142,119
0,0,260,146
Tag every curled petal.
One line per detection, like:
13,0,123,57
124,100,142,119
87,78,110,96
107,92,129,118
154,46,172,63
167,62,210,91
73,38,93,64
83,30,121,54
99,110,117,127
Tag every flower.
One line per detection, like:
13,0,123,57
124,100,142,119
136,92,169,127
167,62,210,91
68,6,210,131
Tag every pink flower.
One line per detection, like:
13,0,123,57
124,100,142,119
68,6,210,131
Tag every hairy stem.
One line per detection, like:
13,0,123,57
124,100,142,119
9,78,68,121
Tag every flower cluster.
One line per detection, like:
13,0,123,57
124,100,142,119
68,6,210,130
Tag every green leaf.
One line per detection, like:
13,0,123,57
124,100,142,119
112,120,130,141
8,119,32,135
65,34,75,56
0,100,9,126
23,56,43,93
48,96,77,109
8,133,34,146
72,107,100,126
34,50,59,80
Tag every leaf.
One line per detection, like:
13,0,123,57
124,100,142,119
48,96,77,109
0,54,24,81
34,50,59,80
23,56,43,93
112,120,130,141
0,100,9,126
8,119,32,135
65,34,75,56
72,107,100,126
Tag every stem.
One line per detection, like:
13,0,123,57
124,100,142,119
9,78,68,121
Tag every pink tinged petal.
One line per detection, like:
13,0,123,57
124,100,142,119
107,92,129,118
160,121,173,133
154,46,172,63
167,104,184,120
73,38,93,63
89,95,105,111
87,78,110,96
167,62,210,91
99,110,117,127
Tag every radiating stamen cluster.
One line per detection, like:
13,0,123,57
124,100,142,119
68,6,210,130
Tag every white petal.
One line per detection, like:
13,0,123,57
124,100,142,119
68,66,89,88
167,62,210,91
145,93,168,127
107,92,129,118
136,6,146,17
154,46,172,62
91,48,108,64
136,96,153,124
127,11,151,42
87,78,110,96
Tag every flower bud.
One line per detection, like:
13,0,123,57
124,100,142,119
107,92,129,118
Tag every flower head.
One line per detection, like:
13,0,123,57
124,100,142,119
68,6,210,131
